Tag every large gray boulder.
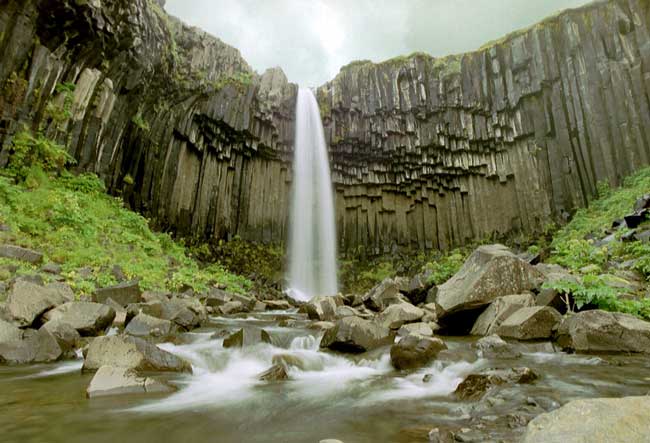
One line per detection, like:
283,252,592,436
363,278,408,311
471,293,536,336
436,245,543,318
0,319,22,343
203,288,232,307
93,281,142,306
556,310,650,354
390,334,447,370
523,396,650,443
474,334,521,359
377,303,425,330
320,317,395,353
0,245,43,264
44,302,115,336
86,365,174,398
0,327,62,364
42,319,81,355
159,297,205,330
222,328,273,348
302,296,339,321
6,280,67,327
83,335,192,373
455,367,538,400
496,306,562,340
125,313,175,339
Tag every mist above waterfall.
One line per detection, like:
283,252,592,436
287,88,338,301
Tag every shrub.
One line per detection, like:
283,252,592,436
7,130,74,182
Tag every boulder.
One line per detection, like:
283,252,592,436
496,307,561,340
6,280,67,327
309,321,336,331
222,328,273,348
377,303,425,330
228,293,256,310
470,293,536,336
474,334,521,359
320,317,395,353
264,300,292,310
42,319,81,355
160,297,205,329
258,364,288,382
219,301,245,315
0,327,62,364
41,263,62,275
455,367,538,400
523,396,650,443
104,298,127,328
403,271,433,305
82,335,192,373
363,278,408,311
390,334,447,370
302,296,339,321
556,310,650,354
93,280,142,307
203,288,232,307
125,313,175,339
0,245,43,264
44,302,116,336
335,305,365,319
86,365,174,398
272,354,307,371
436,245,543,318
397,322,434,337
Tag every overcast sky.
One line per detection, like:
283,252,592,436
166,0,593,87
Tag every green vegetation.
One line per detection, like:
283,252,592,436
132,110,151,132
433,54,462,77
0,129,251,297
45,82,76,128
212,71,254,93
545,167,650,319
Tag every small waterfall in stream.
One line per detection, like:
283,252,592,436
286,87,338,301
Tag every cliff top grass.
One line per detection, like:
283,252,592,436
0,129,252,297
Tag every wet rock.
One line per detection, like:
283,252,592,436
203,288,232,307
397,322,434,337
0,245,43,265
436,245,543,319
222,328,273,348
378,303,425,330
470,293,535,336
86,365,174,398
496,306,562,340
272,354,307,371
523,396,650,443
93,280,143,307
228,293,256,310
474,334,521,359
556,310,650,354
390,334,447,370
258,364,288,381
219,301,245,315
455,367,538,400
6,280,69,327
264,300,292,310
125,313,175,339
302,296,339,321
309,321,336,331
44,302,116,336
0,327,63,364
320,317,395,353
83,335,192,373
363,278,409,311
42,319,81,355
160,297,205,329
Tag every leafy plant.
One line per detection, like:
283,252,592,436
424,252,466,285
7,130,75,182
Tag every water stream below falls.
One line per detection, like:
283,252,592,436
3,310,650,443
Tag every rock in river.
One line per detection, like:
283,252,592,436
496,306,562,340
390,334,447,370
320,317,395,353
86,365,174,398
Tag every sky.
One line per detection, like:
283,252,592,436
166,0,593,87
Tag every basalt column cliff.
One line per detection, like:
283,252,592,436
1,0,649,254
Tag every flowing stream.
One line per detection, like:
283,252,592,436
3,311,650,443
287,88,338,301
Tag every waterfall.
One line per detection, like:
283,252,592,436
287,88,338,301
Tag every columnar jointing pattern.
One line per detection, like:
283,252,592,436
0,0,649,255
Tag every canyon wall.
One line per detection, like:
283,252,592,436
1,0,649,255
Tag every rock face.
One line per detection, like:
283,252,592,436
523,396,650,443
390,334,447,370
83,335,192,373
436,245,543,318
496,306,562,340
320,317,395,353
556,310,650,354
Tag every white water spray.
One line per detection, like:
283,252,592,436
287,88,338,301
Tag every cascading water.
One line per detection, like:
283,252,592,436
287,87,338,301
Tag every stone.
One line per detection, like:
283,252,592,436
264,300,292,310
436,245,543,318
0,245,43,264
496,306,562,340
0,319,23,343
258,364,288,381
86,365,174,398
302,295,339,321
44,302,116,336
403,271,433,305
104,298,127,328
0,327,63,364
397,322,434,337
203,288,232,307
228,293,256,310
272,354,307,371
335,305,370,319
377,303,425,330
474,334,521,359
82,335,192,373
42,319,81,354
111,265,127,282
455,367,538,400
6,280,67,327
523,396,650,443
320,317,395,353
470,293,535,336
310,321,336,331
222,328,273,348
41,263,62,275
390,334,447,370
125,313,175,339
634,194,650,212
556,310,650,354
219,301,245,315
363,278,408,311
160,297,205,329
93,280,143,307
